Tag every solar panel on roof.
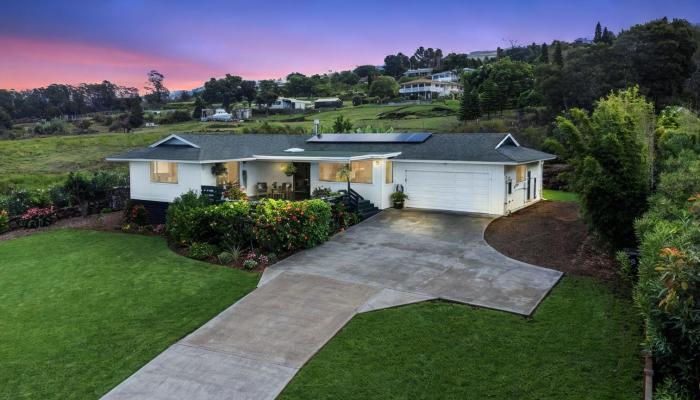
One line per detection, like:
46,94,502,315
306,133,431,143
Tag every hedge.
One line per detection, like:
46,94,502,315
165,192,334,255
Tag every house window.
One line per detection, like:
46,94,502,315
385,160,393,184
216,161,240,186
515,165,527,183
150,161,178,184
319,160,373,184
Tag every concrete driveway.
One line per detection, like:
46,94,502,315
261,209,562,315
103,209,562,400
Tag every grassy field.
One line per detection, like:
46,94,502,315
543,189,579,202
281,276,642,400
0,229,259,400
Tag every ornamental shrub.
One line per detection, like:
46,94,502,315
633,110,700,396
252,199,332,253
0,210,9,233
187,242,217,260
20,206,57,228
165,191,212,243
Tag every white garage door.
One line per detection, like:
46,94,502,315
405,170,491,213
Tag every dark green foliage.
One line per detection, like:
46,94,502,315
0,210,8,233
552,41,564,66
539,43,549,63
479,80,500,117
594,22,603,43
458,90,481,120
143,70,169,106
187,242,218,260
191,96,206,119
332,115,353,132
158,110,191,124
383,53,410,78
548,87,654,247
165,196,335,255
255,80,279,108
240,80,257,106
202,74,244,108
0,108,11,130
368,76,398,102
63,171,127,215
127,98,144,128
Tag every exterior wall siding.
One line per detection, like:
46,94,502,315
504,161,543,213
129,161,215,203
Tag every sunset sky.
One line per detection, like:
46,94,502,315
1,0,698,91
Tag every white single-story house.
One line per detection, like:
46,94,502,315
106,132,555,219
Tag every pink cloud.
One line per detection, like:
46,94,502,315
0,36,222,91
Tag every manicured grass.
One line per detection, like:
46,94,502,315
280,277,642,399
0,229,259,399
543,189,579,202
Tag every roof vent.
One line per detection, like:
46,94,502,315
284,148,305,152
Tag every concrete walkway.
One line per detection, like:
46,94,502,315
102,209,562,400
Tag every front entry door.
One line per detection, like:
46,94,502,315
292,163,311,200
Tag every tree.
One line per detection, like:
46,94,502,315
0,108,11,130
127,98,144,129
545,87,655,247
594,22,603,43
202,74,244,108
144,70,169,106
256,80,279,109
614,18,696,109
479,80,500,117
192,96,206,119
539,43,549,63
369,76,398,102
241,80,257,106
459,90,481,120
553,41,564,66
332,115,354,132
383,53,410,78
601,27,615,45
178,91,191,101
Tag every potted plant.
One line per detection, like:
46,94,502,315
390,191,408,209
282,163,297,177
211,163,227,176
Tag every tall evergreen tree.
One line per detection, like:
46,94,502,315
594,22,603,43
459,90,481,120
479,81,500,117
553,41,564,67
540,43,549,63
601,27,615,44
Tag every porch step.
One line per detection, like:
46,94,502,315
359,207,380,220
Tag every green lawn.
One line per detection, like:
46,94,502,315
0,229,259,399
280,277,642,400
543,189,579,202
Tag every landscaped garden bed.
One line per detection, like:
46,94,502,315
148,191,361,271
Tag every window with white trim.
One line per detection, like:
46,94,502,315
150,161,178,184
385,160,393,184
515,165,526,183
319,161,373,184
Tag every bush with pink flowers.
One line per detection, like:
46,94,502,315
20,206,57,229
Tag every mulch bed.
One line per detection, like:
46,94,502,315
484,201,618,281
0,212,123,241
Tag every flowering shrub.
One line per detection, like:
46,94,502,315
224,186,247,201
245,251,269,266
20,206,57,228
0,210,9,233
253,199,332,253
242,259,258,270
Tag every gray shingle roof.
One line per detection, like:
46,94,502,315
106,133,556,164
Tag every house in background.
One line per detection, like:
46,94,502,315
403,68,433,78
430,70,460,83
106,132,554,220
200,108,233,122
268,97,311,110
399,78,462,99
314,98,343,109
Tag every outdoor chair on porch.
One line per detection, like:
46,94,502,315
281,182,292,199
270,182,284,199
256,182,269,198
